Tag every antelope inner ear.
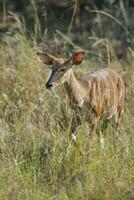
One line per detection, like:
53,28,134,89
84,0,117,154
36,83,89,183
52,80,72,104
72,51,85,65
37,52,54,65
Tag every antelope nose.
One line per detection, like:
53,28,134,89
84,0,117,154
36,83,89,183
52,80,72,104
46,82,52,89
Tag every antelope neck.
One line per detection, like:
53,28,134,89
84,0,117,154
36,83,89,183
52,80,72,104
64,69,86,102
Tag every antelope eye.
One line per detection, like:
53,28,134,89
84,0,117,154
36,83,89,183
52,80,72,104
59,68,66,72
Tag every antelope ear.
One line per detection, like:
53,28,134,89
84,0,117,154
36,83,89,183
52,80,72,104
72,51,85,65
37,52,56,65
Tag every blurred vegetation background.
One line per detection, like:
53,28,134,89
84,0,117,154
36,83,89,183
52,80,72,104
0,1,134,200
0,0,134,58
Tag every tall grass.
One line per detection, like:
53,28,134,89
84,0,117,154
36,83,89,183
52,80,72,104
0,13,134,200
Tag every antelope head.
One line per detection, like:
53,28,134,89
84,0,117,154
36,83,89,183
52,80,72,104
37,51,85,90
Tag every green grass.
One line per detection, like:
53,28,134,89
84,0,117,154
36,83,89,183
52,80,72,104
0,16,134,200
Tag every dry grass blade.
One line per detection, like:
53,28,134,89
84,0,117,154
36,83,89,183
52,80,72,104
85,8,132,38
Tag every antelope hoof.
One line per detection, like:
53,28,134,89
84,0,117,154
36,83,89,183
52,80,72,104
100,138,105,149
72,134,76,142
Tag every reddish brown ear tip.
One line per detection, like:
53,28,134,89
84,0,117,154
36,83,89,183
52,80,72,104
80,51,85,58
80,51,85,55
73,51,85,58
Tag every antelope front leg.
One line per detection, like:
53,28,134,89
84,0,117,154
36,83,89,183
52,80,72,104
71,107,82,142
98,131,105,149
90,118,104,149
89,117,98,137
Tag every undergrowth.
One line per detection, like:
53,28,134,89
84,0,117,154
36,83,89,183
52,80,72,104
0,14,133,200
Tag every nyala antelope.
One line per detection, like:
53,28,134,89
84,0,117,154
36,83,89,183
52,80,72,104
37,51,125,148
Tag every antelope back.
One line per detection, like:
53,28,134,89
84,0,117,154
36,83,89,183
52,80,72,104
84,68,125,119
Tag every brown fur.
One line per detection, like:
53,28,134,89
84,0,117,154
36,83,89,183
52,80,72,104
37,51,125,143
64,68,125,136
